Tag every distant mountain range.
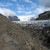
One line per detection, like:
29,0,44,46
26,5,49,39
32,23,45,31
0,10,50,21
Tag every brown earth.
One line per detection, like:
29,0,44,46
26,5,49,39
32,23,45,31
0,14,49,50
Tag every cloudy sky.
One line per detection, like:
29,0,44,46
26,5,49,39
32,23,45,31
0,0,50,21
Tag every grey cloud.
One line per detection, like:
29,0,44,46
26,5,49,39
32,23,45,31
39,0,50,7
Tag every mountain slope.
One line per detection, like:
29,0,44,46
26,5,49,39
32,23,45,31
0,14,48,50
36,11,50,20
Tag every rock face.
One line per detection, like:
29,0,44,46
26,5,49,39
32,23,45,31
36,11,50,20
8,16,20,21
0,14,49,50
